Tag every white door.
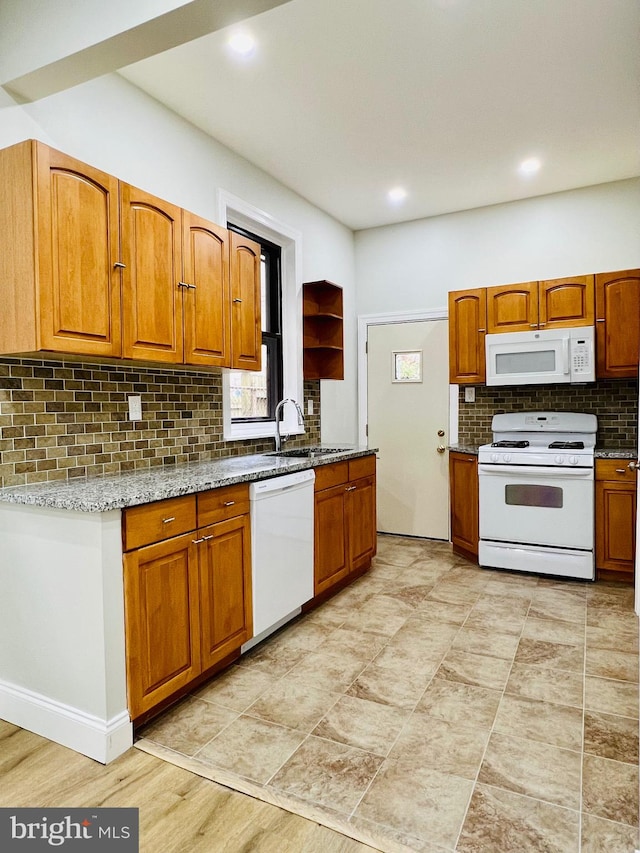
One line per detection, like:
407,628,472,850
367,320,449,539
636,372,640,615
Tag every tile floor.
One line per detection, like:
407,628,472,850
138,535,640,852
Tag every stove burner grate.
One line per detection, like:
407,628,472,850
548,441,585,450
491,440,530,448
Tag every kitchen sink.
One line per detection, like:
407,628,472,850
266,446,352,458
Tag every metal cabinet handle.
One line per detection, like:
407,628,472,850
615,469,626,474
345,485,357,491
478,328,486,333
530,324,538,328
192,537,205,544
233,298,243,303
223,500,235,507
162,516,176,524
202,534,214,541
596,318,605,323
114,262,126,269
178,281,196,289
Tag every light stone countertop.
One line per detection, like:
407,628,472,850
0,447,376,513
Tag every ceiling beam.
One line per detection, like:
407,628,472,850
2,0,292,103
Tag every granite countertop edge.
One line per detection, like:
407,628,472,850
0,447,378,513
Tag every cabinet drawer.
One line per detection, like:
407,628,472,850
123,495,197,551
315,461,349,491
197,483,250,526
349,454,376,481
595,459,637,482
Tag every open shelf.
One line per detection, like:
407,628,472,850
303,281,344,380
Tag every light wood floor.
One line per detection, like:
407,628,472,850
0,720,377,853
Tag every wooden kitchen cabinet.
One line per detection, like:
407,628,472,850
595,459,637,581
303,280,344,380
448,288,487,384
486,276,594,333
229,230,262,371
122,485,252,720
0,139,123,358
313,455,377,598
595,269,640,378
449,451,479,561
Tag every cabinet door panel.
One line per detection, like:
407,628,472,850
229,231,261,371
449,452,478,557
448,289,486,383
183,212,230,367
123,534,200,718
347,475,377,572
199,516,253,670
486,282,537,333
36,144,121,356
539,275,594,328
596,481,636,573
314,484,349,595
595,270,640,378
121,184,182,362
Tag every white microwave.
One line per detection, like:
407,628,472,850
485,325,595,386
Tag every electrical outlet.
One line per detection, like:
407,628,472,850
128,395,142,421
307,399,314,416
464,386,476,403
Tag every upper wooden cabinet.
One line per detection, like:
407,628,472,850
448,288,486,384
229,231,262,371
486,276,594,333
0,139,261,371
0,139,122,358
303,281,344,380
595,269,640,378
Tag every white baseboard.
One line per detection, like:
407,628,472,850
0,678,132,764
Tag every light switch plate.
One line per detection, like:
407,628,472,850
464,386,476,403
307,399,314,415
128,395,142,421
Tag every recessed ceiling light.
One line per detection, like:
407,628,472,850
388,186,408,203
227,31,256,57
518,157,541,176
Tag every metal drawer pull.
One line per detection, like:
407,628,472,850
233,298,242,303
596,318,605,322
202,535,214,541
114,262,126,269
162,516,176,523
192,537,205,544
178,281,196,289
345,485,357,491
223,500,235,507
615,469,626,474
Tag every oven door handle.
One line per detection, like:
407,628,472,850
478,463,593,479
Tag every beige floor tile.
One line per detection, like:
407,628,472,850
586,624,639,653
346,661,434,710
372,641,446,674
514,638,584,672
506,663,583,708
195,664,280,712
586,586,636,612
195,715,306,784
425,583,481,607
452,626,520,660
483,578,537,600
580,812,640,853
414,598,474,624
316,626,387,664
355,759,473,849
478,732,581,809
140,697,238,755
245,678,341,732
470,592,531,617
347,816,451,853
586,647,639,683
584,676,639,719
389,713,489,780
312,694,410,756
436,649,512,691
522,616,585,646
583,710,639,765
285,650,367,693
268,735,383,814
529,590,587,624
462,610,527,636
586,607,639,632
457,783,580,853
493,694,583,750
235,642,308,677
582,753,639,827
265,617,338,652
415,676,501,729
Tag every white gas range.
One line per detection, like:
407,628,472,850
478,411,597,580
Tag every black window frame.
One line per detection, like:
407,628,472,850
227,223,283,423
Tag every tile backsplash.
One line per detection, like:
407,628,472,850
458,379,638,448
0,358,321,488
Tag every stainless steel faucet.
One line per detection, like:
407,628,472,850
274,398,304,451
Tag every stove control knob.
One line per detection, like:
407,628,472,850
569,455,579,465
555,455,565,464
490,453,499,463
503,453,512,463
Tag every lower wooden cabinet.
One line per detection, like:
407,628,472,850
595,459,637,581
314,455,377,598
122,487,252,719
449,451,479,560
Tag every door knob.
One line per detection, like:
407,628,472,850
628,460,640,471
437,445,446,454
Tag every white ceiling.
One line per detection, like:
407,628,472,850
120,0,640,231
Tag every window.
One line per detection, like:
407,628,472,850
218,190,304,443
227,226,283,422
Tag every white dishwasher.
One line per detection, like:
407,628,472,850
242,468,315,651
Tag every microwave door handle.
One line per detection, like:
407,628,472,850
562,338,570,374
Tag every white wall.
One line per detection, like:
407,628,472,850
0,74,358,444
355,178,640,317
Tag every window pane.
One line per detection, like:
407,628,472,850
229,345,268,419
